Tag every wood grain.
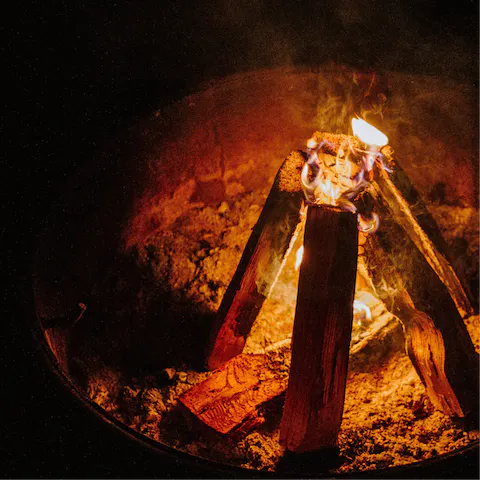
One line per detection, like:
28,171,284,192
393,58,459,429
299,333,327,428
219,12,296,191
280,206,358,452
180,351,289,435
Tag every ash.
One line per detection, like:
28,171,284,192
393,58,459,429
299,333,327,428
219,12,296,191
75,189,479,474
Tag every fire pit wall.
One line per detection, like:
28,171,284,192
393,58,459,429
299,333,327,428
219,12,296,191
34,66,479,473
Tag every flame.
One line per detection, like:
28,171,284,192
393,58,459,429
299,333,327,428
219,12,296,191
353,299,372,326
351,118,388,147
358,212,380,234
295,245,304,271
302,121,390,232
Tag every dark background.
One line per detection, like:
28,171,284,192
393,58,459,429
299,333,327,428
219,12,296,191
3,0,478,477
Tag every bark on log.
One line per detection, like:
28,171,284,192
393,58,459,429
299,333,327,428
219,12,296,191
180,346,290,436
206,151,306,370
364,197,478,417
280,206,358,452
310,131,474,319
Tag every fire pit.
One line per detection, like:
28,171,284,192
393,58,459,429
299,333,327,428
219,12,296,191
34,66,479,475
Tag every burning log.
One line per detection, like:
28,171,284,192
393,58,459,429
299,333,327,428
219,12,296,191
279,206,358,452
206,151,306,370
180,341,290,437
363,197,479,417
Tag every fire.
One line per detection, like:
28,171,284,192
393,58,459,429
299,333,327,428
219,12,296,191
358,212,379,234
295,245,304,271
351,118,388,147
353,299,372,326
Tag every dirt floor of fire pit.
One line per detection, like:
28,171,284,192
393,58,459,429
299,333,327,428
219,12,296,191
69,188,479,474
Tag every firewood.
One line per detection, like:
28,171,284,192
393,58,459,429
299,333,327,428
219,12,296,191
311,131,473,318
280,206,358,452
206,151,306,370
373,146,474,318
363,199,479,417
180,345,290,436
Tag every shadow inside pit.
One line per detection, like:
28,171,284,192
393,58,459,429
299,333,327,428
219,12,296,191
275,447,346,476
67,250,216,386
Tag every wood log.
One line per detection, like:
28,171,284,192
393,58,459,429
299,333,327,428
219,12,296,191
364,195,479,417
205,151,306,370
311,131,474,319
180,344,290,436
280,206,358,452
373,146,474,318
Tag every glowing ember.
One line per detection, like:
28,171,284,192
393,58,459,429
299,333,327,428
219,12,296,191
295,245,304,271
351,118,389,147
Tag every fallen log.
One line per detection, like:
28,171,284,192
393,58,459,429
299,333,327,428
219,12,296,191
180,343,290,436
205,151,306,370
280,205,358,452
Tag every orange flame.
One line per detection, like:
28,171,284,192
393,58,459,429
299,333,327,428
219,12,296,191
351,118,388,147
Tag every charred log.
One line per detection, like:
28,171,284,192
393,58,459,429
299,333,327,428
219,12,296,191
373,146,474,318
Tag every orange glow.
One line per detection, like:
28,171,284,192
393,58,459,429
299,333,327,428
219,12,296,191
307,138,318,149
358,213,379,234
318,176,342,205
351,118,388,147
353,299,372,326
295,245,304,271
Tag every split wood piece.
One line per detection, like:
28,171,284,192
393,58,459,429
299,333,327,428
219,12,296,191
311,131,474,319
280,206,358,452
364,195,478,417
180,346,290,437
206,151,306,370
